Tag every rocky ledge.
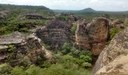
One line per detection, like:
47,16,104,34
0,32,52,66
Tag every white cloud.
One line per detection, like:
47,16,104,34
0,0,128,11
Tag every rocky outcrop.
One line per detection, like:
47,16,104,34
111,19,124,29
36,19,71,49
93,27,128,75
0,11,8,19
75,19,91,50
0,32,25,45
75,17,109,56
24,14,46,20
0,32,51,66
87,17,109,56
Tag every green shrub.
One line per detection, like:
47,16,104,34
80,55,92,63
61,42,72,54
8,45,15,52
11,66,25,75
61,42,92,66
0,27,11,35
41,64,91,75
25,65,43,75
82,62,92,68
11,65,43,75
110,28,120,39
70,47,80,57
0,63,12,75
57,16,69,21
71,23,77,35
53,53,92,68
9,64,91,75
124,18,128,26
40,61,52,68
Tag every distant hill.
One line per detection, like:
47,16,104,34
0,4,50,10
79,8,96,12
53,7,128,14
0,4,54,17
53,8,96,13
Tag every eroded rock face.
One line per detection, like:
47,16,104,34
0,32,25,45
93,27,128,75
111,19,125,29
36,19,71,49
87,17,109,55
75,19,91,50
75,17,109,56
0,32,51,66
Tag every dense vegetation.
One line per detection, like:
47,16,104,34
0,42,92,75
0,4,54,35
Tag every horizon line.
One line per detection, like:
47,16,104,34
0,3,128,12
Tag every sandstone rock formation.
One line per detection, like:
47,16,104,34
0,32,25,45
87,17,109,56
111,19,124,29
36,19,71,49
93,27,128,75
75,19,91,50
0,32,51,66
75,17,109,56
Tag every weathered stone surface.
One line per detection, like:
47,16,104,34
0,32,52,66
0,45,8,61
0,32,25,45
91,42,106,55
93,27,128,75
111,19,124,29
87,17,109,55
36,19,71,49
75,17,109,55
0,45,8,50
96,55,128,75
75,19,91,50
87,17,109,43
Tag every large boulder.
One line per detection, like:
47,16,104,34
75,17,109,56
86,17,109,56
93,27,128,75
36,19,71,49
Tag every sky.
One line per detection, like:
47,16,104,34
0,0,128,11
